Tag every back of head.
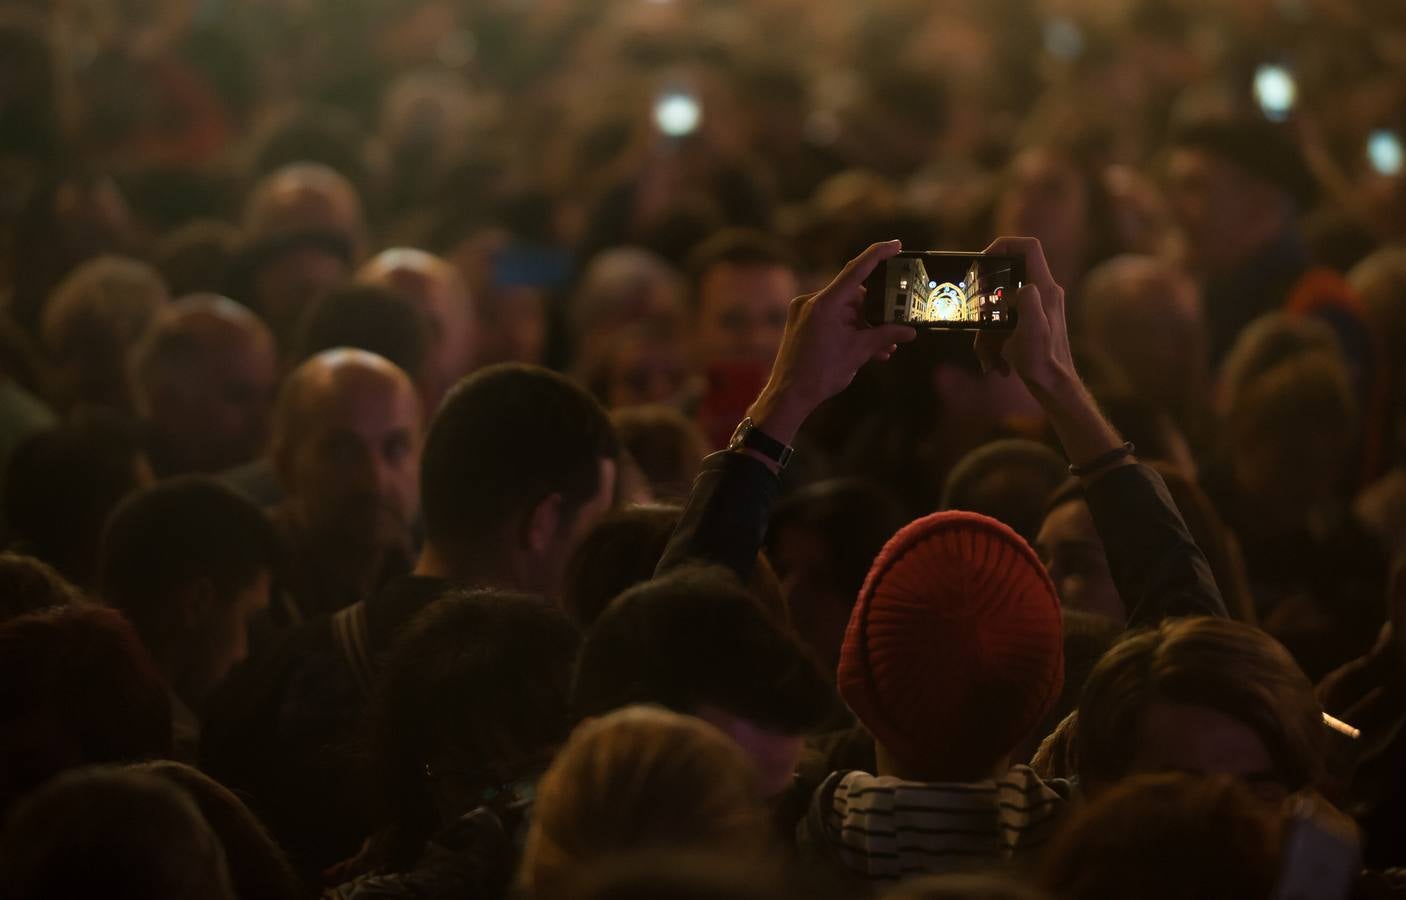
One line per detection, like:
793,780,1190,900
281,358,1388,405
0,552,83,623
0,766,235,900
0,606,172,809
295,282,430,380
522,707,772,900
368,589,580,868
1230,351,1358,450
940,440,1069,545
131,761,301,900
243,162,366,257
1075,617,1325,793
419,364,618,553
1349,246,1406,354
685,228,797,299
610,406,707,502
1217,312,1341,416
1170,117,1317,210
4,412,147,587
98,477,277,658
41,255,168,410
574,566,832,735
839,511,1064,780
573,247,684,335
1037,773,1283,900
563,504,681,627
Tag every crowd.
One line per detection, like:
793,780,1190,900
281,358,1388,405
1,0,1405,897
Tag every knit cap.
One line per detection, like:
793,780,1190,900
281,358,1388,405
837,511,1064,779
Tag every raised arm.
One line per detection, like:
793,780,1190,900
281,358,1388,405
975,237,1226,624
656,241,917,578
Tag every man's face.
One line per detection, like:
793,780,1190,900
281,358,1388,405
1036,499,1125,624
694,263,797,367
195,568,271,704
153,329,277,473
287,373,423,550
1166,148,1270,275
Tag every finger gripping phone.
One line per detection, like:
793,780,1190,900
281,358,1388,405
863,251,1024,331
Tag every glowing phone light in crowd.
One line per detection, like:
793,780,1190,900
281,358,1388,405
1254,63,1297,122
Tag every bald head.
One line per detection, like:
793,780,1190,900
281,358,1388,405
359,248,476,410
132,296,277,475
245,163,367,260
273,349,423,551
1078,255,1208,415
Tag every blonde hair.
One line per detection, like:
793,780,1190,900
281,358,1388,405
521,706,773,900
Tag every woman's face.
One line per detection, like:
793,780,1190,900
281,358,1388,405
1127,700,1287,802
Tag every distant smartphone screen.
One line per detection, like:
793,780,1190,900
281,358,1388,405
1368,129,1404,176
863,252,1023,330
1254,63,1298,122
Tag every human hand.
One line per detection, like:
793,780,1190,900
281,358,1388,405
747,240,917,444
973,236,1076,397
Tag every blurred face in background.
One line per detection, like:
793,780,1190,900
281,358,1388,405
1166,148,1283,277
995,148,1092,288
693,262,796,367
1037,497,1125,624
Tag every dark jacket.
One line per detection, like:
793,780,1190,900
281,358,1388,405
201,575,452,877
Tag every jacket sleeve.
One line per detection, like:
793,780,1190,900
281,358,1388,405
655,451,781,581
1083,463,1228,627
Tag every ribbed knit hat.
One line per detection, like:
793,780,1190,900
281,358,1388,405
838,511,1064,779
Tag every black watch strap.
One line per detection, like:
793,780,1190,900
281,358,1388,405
728,418,794,469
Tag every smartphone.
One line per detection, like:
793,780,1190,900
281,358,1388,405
1367,129,1404,177
863,251,1023,331
1254,63,1298,122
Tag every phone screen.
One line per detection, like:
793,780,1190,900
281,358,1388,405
1254,63,1298,122
863,252,1023,330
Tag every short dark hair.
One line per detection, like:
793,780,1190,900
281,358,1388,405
420,364,618,551
0,553,84,624
0,606,173,808
563,505,681,627
4,413,147,588
940,440,1068,546
98,477,278,653
573,566,834,734
367,589,580,869
295,283,429,379
684,229,797,302
1170,117,1317,208
768,478,907,601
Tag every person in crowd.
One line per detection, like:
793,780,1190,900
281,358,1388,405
562,504,680,627
295,283,431,389
939,439,1069,545
568,851,796,900
243,162,368,261
521,706,777,900
265,349,422,622
569,246,686,372
1036,774,1302,900
882,874,1050,900
765,478,906,675
0,606,172,811
1064,616,1326,799
327,589,579,900
39,254,168,414
1214,312,1342,418
992,140,1121,293
4,413,152,589
610,405,708,501
152,219,243,299
686,229,801,444
202,363,618,875
580,327,696,411
1076,254,1210,438
1212,345,1386,677
133,761,303,900
1164,117,1319,366
574,566,834,797
0,552,83,623
130,294,278,477
97,477,278,761
223,230,354,361
359,247,478,413
0,766,237,900
1037,462,1257,624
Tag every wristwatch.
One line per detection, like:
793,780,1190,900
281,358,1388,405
727,417,795,469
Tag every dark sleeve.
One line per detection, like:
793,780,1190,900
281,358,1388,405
1083,463,1227,626
655,450,781,581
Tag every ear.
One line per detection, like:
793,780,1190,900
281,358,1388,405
523,492,564,558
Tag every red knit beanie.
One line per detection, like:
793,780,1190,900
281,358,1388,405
838,511,1064,779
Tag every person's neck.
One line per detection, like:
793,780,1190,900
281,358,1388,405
875,742,1012,784
414,541,531,593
